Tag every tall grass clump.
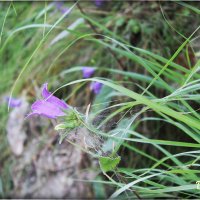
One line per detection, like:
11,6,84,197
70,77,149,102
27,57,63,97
0,1,200,198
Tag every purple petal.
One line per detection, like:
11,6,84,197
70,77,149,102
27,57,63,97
42,83,68,110
6,97,21,108
29,100,66,119
82,67,95,78
42,83,51,99
54,1,69,14
60,7,69,14
90,82,103,94
54,1,63,9
94,0,104,7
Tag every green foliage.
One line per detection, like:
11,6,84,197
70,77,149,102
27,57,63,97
1,1,200,199
99,156,121,173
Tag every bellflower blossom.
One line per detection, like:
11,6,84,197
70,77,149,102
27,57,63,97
82,67,95,78
27,83,68,119
94,0,105,7
6,97,21,108
54,1,69,14
90,82,103,94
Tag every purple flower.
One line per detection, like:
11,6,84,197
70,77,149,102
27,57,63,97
54,1,69,14
42,83,68,109
6,97,21,108
94,0,104,7
82,67,95,78
90,82,103,94
27,83,68,119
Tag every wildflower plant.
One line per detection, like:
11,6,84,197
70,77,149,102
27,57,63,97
27,81,123,174
1,1,200,199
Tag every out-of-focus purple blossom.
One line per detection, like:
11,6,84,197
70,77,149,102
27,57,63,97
54,1,69,14
6,97,21,108
90,82,103,94
27,83,68,119
82,67,95,78
94,0,105,7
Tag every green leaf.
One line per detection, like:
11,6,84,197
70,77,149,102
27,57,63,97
99,156,121,173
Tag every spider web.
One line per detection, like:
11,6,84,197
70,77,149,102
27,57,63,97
59,99,145,157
